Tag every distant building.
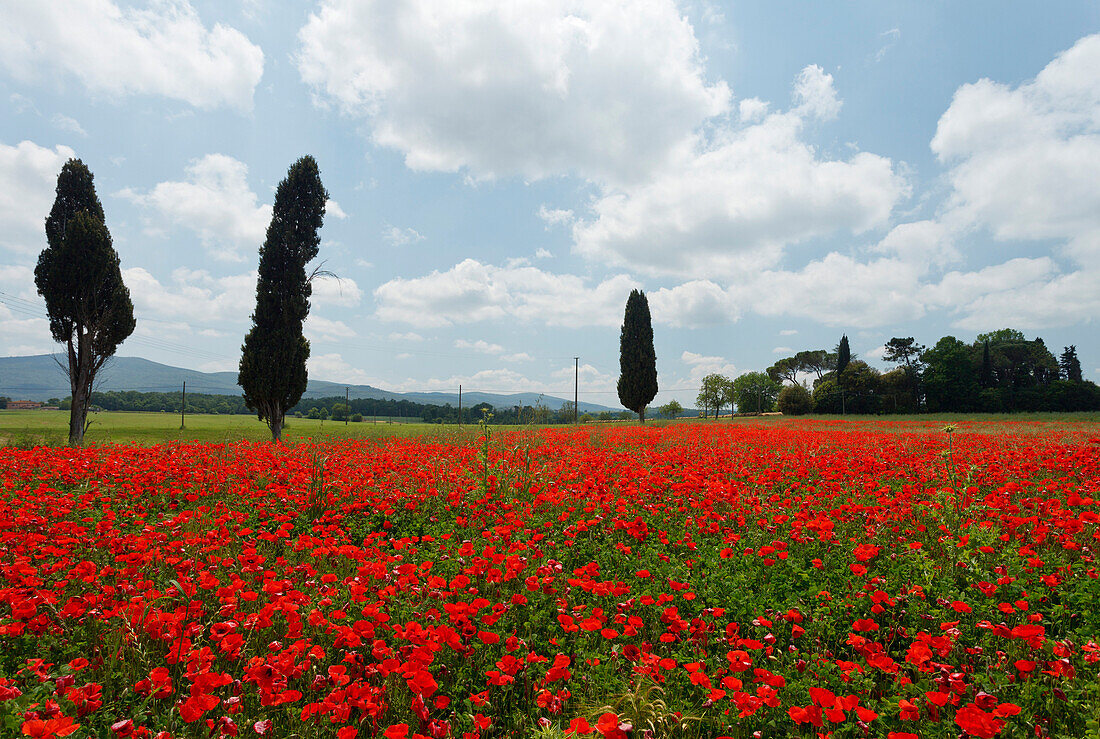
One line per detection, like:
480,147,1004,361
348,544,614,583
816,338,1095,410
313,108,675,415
6,400,43,410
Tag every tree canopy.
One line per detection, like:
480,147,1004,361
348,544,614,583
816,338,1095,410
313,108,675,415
616,289,658,423
239,156,328,442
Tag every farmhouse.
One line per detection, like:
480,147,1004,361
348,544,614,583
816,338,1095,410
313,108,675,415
5,400,43,410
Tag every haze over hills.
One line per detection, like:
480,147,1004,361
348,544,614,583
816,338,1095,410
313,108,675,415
0,355,617,414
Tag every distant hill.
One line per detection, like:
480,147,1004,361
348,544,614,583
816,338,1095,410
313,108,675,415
0,355,618,413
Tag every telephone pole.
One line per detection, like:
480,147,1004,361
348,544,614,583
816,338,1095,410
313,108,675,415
458,384,462,426
345,386,349,426
180,381,186,429
574,357,579,424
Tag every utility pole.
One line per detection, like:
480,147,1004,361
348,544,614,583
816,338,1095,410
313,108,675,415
458,384,462,426
180,380,186,429
345,386,349,426
574,357,579,424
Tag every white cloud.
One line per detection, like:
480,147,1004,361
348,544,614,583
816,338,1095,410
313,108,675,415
738,97,768,123
872,219,959,270
748,253,925,327
454,338,505,355
326,199,348,219
387,331,424,342
538,205,575,229
681,350,737,382
875,28,900,63
573,66,907,277
307,352,379,386
779,329,798,336
535,248,554,259
648,280,738,328
51,114,87,137
772,346,792,354
0,0,264,111
310,274,361,307
117,154,270,261
0,140,77,254
304,315,356,341
792,65,842,120
503,352,533,363
297,0,729,185
931,33,1100,266
374,258,639,328
122,266,254,325
382,225,424,246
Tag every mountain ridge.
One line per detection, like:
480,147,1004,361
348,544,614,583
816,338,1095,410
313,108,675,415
0,354,618,413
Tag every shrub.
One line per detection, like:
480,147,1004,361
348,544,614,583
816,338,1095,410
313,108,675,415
777,384,812,415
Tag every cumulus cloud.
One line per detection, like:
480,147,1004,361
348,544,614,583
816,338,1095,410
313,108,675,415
122,267,255,325
0,0,264,111
648,280,738,328
297,0,729,185
538,205,574,229
572,66,907,277
382,225,424,246
51,114,87,137
374,258,639,328
304,315,356,341
310,274,362,307
117,154,270,261
0,140,77,254
454,338,505,355
932,34,1100,262
681,350,737,383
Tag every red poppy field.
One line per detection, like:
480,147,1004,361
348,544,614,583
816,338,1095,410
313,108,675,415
2,420,1099,739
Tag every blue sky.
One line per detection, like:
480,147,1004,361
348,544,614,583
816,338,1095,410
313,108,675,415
1,0,1098,408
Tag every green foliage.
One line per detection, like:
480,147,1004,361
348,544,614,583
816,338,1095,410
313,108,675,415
657,399,683,419
695,374,730,419
923,336,979,412
34,160,135,446
239,156,329,442
836,335,851,375
776,384,812,415
766,356,800,385
1061,345,1083,383
616,290,658,422
731,372,781,413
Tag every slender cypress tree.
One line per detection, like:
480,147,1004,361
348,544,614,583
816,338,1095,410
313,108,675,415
35,159,135,446
835,334,851,415
836,335,851,375
617,289,658,423
239,156,328,442
980,340,994,388
1060,345,1083,382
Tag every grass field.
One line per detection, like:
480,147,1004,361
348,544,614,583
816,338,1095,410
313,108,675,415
0,409,455,446
2,407,1098,446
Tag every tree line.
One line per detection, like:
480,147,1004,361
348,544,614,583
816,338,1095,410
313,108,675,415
45,390,635,425
750,330,1097,415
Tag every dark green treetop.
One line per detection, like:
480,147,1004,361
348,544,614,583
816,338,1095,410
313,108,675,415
239,156,328,442
617,289,658,423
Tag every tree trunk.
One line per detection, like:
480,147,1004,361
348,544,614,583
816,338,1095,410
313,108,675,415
637,408,645,424
270,413,284,443
67,331,92,447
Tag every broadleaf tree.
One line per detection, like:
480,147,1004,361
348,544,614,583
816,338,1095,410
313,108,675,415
696,373,730,419
34,159,135,446
616,289,658,423
239,156,328,442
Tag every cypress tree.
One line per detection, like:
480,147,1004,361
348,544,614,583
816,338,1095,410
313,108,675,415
1060,345,1083,382
980,340,993,388
238,156,328,442
617,289,658,423
836,335,851,375
35,159,135,446
835,334,851,415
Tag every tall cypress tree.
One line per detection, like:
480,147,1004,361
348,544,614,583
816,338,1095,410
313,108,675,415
835,334,851,415
836,335,851,375
980,340,994,388
35,159,135,446
1060,345,1083,382
617,289,658,423
239,156,328,442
